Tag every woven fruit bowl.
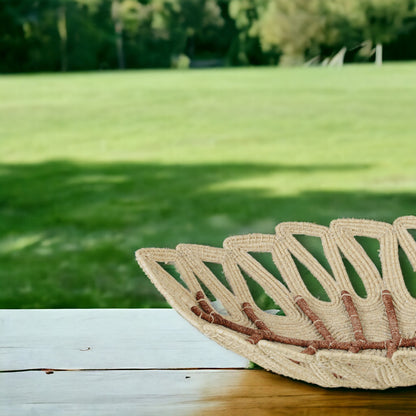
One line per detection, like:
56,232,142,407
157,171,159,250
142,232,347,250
136,216,416,389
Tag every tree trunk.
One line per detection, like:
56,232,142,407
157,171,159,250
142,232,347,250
280,53,304,67
57,4,68,72
112,0,125,70
375,43,383,66
114,20,125,70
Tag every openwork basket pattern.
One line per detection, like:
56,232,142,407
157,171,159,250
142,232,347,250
136,216,416,389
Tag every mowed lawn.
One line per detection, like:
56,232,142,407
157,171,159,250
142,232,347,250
1,63,416,308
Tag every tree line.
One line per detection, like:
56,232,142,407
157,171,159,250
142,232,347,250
1,0,416,72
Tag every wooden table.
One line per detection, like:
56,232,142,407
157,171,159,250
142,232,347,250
2,309,416,415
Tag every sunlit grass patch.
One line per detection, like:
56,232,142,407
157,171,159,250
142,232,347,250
0,64,415,307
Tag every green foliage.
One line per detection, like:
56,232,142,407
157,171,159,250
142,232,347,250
228,0,276,65
0,0,416,71
0,0,230,71
171,53,190,68
320,0,363,50
150,0,224,58
360,0,412,44
257,0,415,65
260,0,326,65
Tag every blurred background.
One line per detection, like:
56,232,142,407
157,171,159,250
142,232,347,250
1,0,416,309
2,0,416,70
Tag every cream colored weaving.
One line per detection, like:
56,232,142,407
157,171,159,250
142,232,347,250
136,216,416,389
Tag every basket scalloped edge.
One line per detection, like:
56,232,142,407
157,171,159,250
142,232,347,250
136,216,416,389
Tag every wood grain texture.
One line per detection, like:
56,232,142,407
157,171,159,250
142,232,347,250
0,309,247,371
2,369,416,416
3,308,416,415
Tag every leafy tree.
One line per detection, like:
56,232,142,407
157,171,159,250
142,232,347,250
0,0,63,72
111,0,147,69
151,0,224,60
359,0,413,65
228,0,271,65
320,0,362,53
384,0,416,61
259,0,327,65
56,1,69,71
193,0,236,63
1,0,416,72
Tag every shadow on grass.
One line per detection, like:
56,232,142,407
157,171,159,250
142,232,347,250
0,160,415,308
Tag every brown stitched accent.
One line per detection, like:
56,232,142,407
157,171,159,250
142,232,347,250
382,290,402,358
190,291,416,357
341,290,366,344
242,302,270,331
341,290,368,353
382,290,401,343
397,338,416,347
247,332,266,344
303,342,318,355
241,302,273,344
191,305,257,336
192,295,259,337
191,292,312,348
294,295,335,342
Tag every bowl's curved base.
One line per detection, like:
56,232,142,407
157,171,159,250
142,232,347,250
257,342,416,389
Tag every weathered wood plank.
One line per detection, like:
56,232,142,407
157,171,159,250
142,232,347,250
2,369,416,416
0,309,248,371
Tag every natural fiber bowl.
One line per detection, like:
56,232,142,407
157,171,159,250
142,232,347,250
136,216,416,389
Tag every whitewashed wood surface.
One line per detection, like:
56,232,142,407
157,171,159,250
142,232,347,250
0,308,248,371
1,308,248,416
3,308,416,416
2,369,249,416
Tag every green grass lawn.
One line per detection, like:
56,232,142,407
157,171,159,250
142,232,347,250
1,63,416,308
